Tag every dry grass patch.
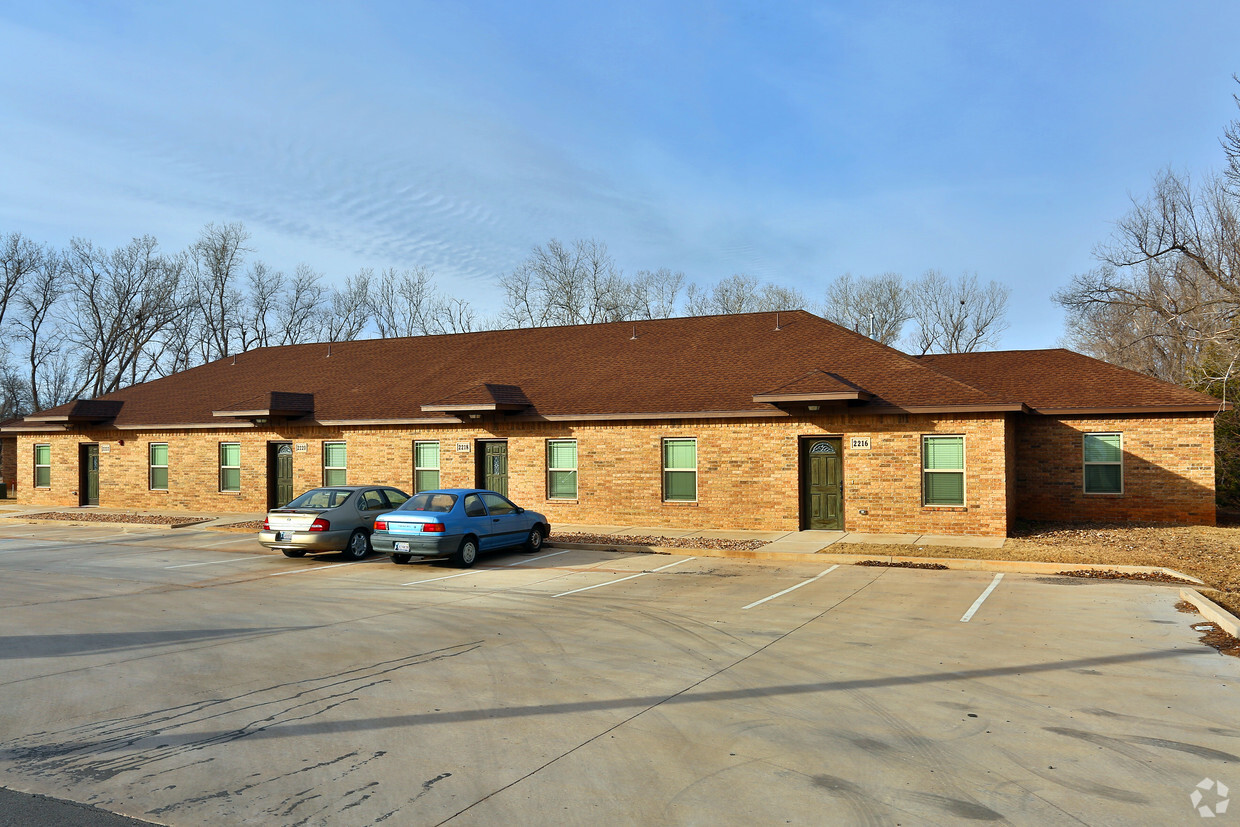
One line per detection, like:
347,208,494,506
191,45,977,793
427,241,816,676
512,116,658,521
827,520,1240,619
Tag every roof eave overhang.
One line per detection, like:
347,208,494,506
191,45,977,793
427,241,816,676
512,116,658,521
0,423,70,433
1030,404,1227,415
419,403,528,413
751,392,873,403
211,408,314,419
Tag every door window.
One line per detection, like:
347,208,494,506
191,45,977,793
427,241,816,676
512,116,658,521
463,494,487,517
360,489,387,510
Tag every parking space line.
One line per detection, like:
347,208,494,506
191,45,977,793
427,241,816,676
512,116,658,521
504,550,573,566
165,555,273,569
742,565,839,609
264,559,385,577
960,573,1004,622
553,557,696,598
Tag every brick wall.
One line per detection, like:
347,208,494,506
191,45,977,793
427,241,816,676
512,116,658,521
14,413,1012,535
1014,413,1216,525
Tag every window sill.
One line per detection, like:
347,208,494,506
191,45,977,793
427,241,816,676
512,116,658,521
922,505,967,512
149,489,169,493
546,498,578,504
1083,492,1124,497
218,491,242,496
662,500,699,506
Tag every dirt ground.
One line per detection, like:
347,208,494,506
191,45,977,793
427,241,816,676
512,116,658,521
829,520,1240,619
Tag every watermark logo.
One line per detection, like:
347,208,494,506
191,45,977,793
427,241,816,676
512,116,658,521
1191,778,1230,818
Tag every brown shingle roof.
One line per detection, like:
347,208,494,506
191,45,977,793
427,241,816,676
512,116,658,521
917,349,1223,413
5,313,1218,431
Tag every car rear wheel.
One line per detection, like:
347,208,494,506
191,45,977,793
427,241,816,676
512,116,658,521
344,529,370,561
391,553,411,565
523,526,544,552
282,549,306,558
452,537,478,568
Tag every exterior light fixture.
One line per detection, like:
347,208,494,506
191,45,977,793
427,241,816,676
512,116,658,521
807,405,821,411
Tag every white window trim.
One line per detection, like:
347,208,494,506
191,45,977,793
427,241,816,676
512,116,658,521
662,437,698,503
1083,432,1124,495
34,443,51,488
414,440,440,492
219,442,241,493
546,439,578,500
323,441,347,486
922,434,966,508
149,442,169,491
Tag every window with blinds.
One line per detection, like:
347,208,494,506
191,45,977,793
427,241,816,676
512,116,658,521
663,438,697,502
1083,433,1123,494
219,443,240,492
414,441,440,492
323,442,347,486
547,440,578,499
149,443,169,490
922,435,964,506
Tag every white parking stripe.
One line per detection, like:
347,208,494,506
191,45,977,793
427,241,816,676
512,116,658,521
401,549,575,586
165,555,273,569
742,565,839,610
265,559,385,577
960,573,1004,622
553,557,696,598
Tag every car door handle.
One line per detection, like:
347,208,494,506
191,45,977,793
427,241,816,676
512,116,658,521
492,518,500,522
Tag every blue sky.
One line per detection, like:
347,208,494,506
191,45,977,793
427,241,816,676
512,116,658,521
1,1,1238,349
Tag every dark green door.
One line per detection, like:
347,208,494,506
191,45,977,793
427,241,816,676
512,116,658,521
80,444,99,506
269,443,294,509
480,441,508,497
803,438,842,530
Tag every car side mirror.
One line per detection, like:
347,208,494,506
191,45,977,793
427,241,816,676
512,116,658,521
516,507,524,513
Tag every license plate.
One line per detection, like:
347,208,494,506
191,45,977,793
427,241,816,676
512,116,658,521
393,542,410,552
276,531,290,541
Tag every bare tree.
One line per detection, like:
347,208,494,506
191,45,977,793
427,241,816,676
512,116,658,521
1054,169,1239,383
188,222,251,361
12,247,81,411
238,261,284,351
1224,75,1240,194
368,266,438,338
62,236,186,396
320,270,371,342
630,268,685,319
500,239,634,327
907,270,1010,355
275,264,328,346
822,272,912,345
685,274,805,315
427,296,477,334
0,232,42,331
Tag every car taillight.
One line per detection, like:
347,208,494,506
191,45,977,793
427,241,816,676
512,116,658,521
422,523,445,533
262,518,270,530
374,520,387,531
309,518,330,532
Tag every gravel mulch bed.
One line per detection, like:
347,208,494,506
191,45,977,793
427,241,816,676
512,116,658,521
550,532,769,551
855,560,949,570
1177,601,1240,657
213,520,265,532
1055,569,1198,584
17,511,207,527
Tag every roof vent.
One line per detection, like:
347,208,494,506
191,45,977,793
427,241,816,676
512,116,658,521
631,324,638,340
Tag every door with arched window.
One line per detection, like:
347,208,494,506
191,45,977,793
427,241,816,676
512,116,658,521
801,437,842,530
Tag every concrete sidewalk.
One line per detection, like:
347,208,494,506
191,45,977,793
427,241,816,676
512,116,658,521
0,503,1005,551
555,523,1006,552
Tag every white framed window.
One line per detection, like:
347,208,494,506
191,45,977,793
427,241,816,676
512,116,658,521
547,439,578,499
922,435,964,506
1083,432,1123,494
219,443,241,492
149,443,169,490
662,438,697,502
34,444,51,488
414,441,440,492
323,442,347,486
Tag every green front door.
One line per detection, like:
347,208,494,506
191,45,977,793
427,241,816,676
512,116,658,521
803,438,842,530
80,444,99,506
269,443,294,509
480,441,508,497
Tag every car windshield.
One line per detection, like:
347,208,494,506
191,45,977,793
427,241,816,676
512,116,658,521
286,488,354,509
400,492,458,513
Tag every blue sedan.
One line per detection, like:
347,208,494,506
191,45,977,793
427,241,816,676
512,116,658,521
370,488,551,567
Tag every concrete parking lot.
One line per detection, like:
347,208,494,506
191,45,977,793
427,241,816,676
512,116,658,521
0,521,1236,826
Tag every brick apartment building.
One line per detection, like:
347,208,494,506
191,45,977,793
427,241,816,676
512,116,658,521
0,311,1223,536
